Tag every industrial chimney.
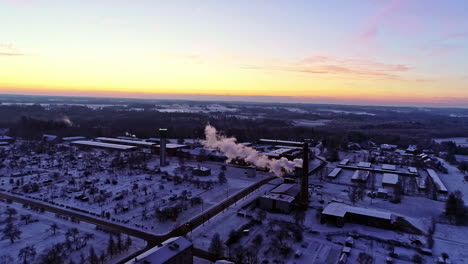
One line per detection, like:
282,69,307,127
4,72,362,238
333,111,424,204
299,142,309,210
159,128,168,167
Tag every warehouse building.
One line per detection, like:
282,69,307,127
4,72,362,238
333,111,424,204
328,168,342,179
126,236,192,264
351,170,370,182
427,169,448,194
259,183,300,213
71,140,137,152
95,137,156,148
382,173,399,187
321,202,394,228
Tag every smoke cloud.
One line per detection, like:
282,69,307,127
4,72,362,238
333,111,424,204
202,125,303,177
58,116,73,127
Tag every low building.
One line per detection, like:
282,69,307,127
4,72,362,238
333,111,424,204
321,202,394,228
427,169,448,194
259,183,300,213
62,136,87,142
357,162,371,168
96,137,156,148
155,144,188,156
380,144,397,151
328,168,342,179
191,166,211,176
71,140,137,152
406,145,418,154
381,164,396,171
0,135,14,143
351,170,370,182
126,236,192,264
408,167,418,174
382,173,399,187
339,159,349,165
42,134,59,142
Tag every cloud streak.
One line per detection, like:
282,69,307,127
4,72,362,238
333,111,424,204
358,0,405,42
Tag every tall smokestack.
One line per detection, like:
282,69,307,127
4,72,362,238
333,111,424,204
159,128,167,167
299,142,309,210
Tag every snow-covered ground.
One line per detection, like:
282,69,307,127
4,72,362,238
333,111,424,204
0,201,145,263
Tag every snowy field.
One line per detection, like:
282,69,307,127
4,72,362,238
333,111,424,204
292,119,331,128
0,201,145,263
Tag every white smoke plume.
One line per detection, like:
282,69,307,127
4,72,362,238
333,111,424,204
202,125,303,177
59,116,73,127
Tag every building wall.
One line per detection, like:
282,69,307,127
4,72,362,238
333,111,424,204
164,247,193,264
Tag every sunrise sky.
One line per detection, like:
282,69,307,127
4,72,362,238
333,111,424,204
1,0,468,106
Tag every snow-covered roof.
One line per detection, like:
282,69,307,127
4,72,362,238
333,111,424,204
427,169,448,193
357,162,371,168
352,170,369,181
62,136,87,141
261,193,295,203
271,183,300,197
382,173,399,185
259,139,303,146
380,144,397,150
328,168,342,178
408,167,418,173
322,202,392,220
158,143,187,149
72,140,137,150
0,135,13,140
263,148,292,157
381,164,396,171
96,137,155,147
339,159,349,165
125,236,192,264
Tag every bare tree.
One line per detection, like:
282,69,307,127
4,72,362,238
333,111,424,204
209,233,224,258
18,245,36,264
2,222,21,243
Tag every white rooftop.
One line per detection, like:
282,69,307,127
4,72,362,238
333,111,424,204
95,137,155,147
339,159,350,165
72,140,137,150
328,168,342,178
261,193,295,203
322,202,392,220
357,162,372,168
381,164,396,171
427,169,448,192
408,167,418,173
382,173,399,185
125,236,192,264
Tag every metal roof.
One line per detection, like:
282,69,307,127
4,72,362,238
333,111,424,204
72,140,137,150
322,202,392,220
95,137,155,147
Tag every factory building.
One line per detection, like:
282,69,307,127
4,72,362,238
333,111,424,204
259,183,301,213
71,140,137,152
125,236,192,264
95,137,156,148
382,173,399,187
351,170,370,182
154,143,188,157
427,169,448,194
321,202,394,228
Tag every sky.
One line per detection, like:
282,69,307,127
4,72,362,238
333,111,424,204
1,0,468,107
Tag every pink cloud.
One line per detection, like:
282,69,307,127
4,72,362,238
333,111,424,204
357,0,406,43
241,55,412,81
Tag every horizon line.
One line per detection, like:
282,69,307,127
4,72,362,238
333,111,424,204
1,91,468,110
